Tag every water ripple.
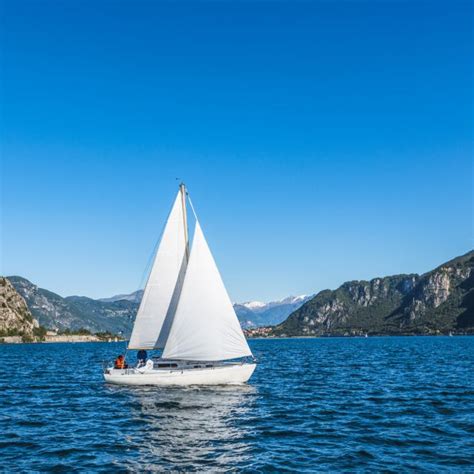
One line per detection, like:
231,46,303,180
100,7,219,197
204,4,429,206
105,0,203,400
0,337,473,471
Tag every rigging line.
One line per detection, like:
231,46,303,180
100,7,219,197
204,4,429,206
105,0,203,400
135,193,177,294
187,194,198,221
137,229,162,293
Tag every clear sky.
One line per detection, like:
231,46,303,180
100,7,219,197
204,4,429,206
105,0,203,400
1,0,472,301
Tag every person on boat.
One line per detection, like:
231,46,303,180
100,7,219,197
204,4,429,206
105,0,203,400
114,355,128,369
137,350,148,367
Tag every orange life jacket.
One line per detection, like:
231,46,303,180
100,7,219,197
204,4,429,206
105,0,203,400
114,357,125,369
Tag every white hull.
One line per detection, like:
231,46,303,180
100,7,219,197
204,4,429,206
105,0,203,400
104,363,256,386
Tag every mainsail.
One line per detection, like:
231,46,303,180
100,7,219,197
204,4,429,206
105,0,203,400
128,190,188,350
162,221,252,361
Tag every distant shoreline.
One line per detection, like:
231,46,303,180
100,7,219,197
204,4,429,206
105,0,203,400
0,335,124,344
1,333,472,345
247,333,473,340
244,328,473,339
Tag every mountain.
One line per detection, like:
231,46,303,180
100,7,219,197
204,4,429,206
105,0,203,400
8,276,136,335
274,250,474,336
387,251,474,332
9,250,473,338
98,290,143,303
96,291,310,329
234,295,312,328
8,275,310,335
0,277,39,338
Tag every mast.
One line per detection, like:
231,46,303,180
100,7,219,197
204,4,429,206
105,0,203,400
180,183,189,260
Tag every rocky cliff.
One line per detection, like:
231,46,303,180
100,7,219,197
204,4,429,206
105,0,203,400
275,250,474,336
0,277,39,337
386,251,474,332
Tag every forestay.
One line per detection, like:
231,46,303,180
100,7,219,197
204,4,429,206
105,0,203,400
162,221,252,361
128,191,188,350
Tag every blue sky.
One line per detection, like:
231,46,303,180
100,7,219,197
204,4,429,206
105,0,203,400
1,0,472,301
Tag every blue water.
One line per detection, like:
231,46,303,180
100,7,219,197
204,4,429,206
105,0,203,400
1,337,473,472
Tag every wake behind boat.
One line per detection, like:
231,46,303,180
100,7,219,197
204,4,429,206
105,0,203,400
104,184,256,386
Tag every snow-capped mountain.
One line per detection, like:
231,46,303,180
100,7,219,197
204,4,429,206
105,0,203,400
234,295,313,328
239,301,266,310
240,295,309,312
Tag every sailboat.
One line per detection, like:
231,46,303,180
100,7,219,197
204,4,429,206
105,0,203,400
103,184,256,386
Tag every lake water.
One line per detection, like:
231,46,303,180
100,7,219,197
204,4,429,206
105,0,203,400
1,337,473,472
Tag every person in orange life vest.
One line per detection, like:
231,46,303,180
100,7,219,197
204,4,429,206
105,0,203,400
114,354,128,369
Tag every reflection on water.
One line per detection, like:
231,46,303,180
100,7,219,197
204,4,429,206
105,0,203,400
122,385,256,471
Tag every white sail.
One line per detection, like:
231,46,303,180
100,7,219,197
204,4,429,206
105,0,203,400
128,191,188,350
162,221,252,361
